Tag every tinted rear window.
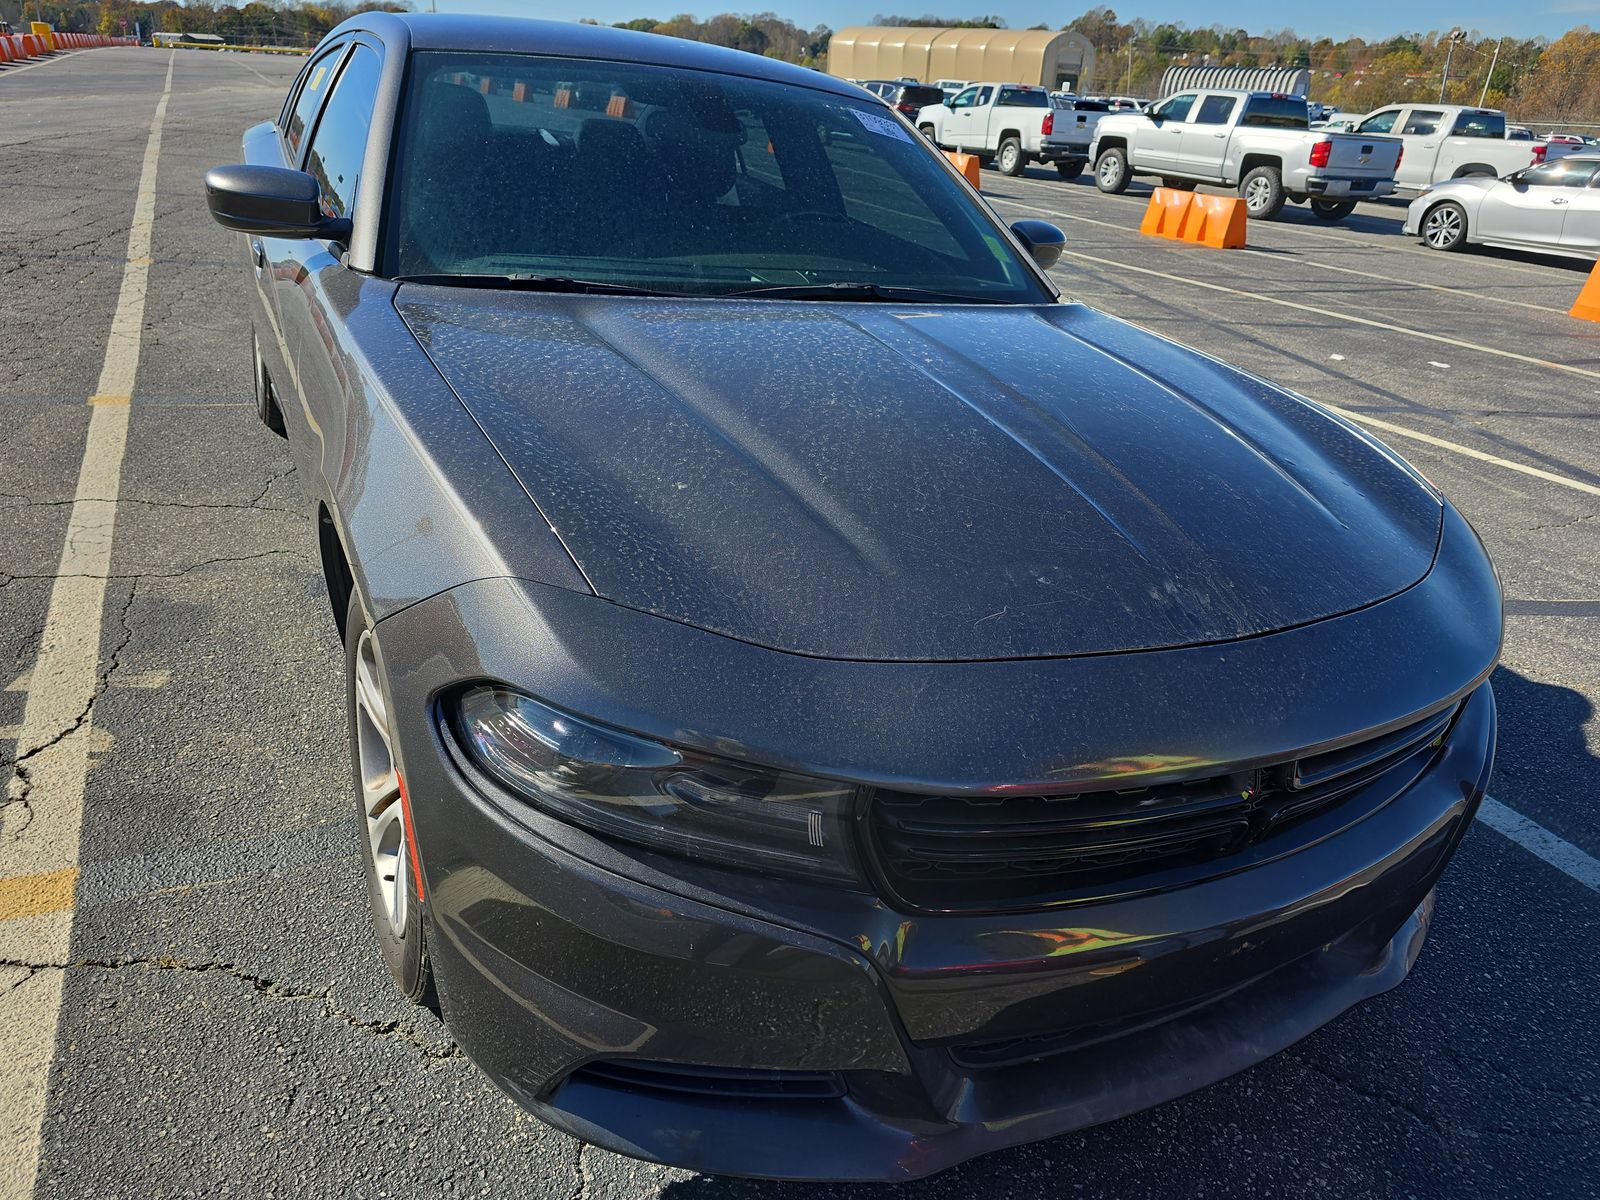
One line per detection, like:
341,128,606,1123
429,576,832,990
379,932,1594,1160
1239,97,1309,129
998,88,1049,108
1452,111,1505,139
894,86,944,108
1070,99,1111,112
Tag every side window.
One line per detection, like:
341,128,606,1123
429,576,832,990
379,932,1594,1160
1357,109,1398,134
1194,95,1237,126
303,45,383,220
1401,109,1444,136
1517,159,1600,189
951,87,978,110
975,87,994,106
284,45,347,162
1153,93,1196,122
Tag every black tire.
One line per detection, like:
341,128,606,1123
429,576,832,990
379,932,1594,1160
1240,164,1286,219
252,331,286,438
1054,160,1084,181
1420,200,1469,252
1160,177,1196,191
346,590,436,1008
1310,199,1357,221
918,123,937,142
1095,146,1130,194
996,137,1025,176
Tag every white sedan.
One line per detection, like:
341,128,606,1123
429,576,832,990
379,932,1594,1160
1406,153,1600,258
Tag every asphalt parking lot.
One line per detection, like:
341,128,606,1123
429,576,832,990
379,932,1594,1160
1,47,1597,1199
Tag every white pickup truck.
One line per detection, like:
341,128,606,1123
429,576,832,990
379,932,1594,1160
1045,97,1111,180
1091,90,1402,221
915,82,1080,177
1349,104,1571,195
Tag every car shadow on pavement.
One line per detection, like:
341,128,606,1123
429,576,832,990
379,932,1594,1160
657,665,1600,1200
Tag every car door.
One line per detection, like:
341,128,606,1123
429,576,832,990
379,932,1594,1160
1392,107,1447,189
278,39,385,483
1139,92,1195,173
1180,92,1237,179
1477,157,1598,247
948,85,992,150
255,40,350,427
1558,164,1600,253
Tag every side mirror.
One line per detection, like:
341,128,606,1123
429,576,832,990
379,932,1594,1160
204,164,351,241
1011,219,1065,270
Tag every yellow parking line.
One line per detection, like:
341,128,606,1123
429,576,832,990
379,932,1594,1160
0,869,78,922
0,49,175,1200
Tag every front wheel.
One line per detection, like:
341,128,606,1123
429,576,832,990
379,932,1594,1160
1055,159,1084,181
1310,199,1357,221
1240,164,1286,219
919,123,937,143
1095,146,1130,194
347,591,435,1006
1421,201,1469,251
996,137,1025,176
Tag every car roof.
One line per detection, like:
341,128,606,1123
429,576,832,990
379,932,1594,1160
327,11,862,100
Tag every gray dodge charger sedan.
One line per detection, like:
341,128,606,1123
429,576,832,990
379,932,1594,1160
206,13,1500,1182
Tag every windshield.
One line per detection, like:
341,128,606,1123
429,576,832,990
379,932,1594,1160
387,52,1050,303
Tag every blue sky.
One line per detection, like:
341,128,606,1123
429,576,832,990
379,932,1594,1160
428,1,1600,42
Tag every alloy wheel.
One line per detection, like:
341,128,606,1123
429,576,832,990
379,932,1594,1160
1245,176,1272,212
1424,205,1463,249
353,628,407,938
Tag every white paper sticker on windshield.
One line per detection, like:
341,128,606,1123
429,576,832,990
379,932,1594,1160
851,108,913,143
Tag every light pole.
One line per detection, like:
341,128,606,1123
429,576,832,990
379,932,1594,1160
1439,29,1465,104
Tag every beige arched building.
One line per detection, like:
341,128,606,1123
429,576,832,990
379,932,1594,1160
828,27,1096,92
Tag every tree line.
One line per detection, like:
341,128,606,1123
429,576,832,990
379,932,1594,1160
1064,8,1600,125
8,1,1599,126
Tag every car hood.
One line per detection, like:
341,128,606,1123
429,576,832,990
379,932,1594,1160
397,291,1441,661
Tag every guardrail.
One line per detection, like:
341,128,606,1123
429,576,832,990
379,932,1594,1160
154,40,310,55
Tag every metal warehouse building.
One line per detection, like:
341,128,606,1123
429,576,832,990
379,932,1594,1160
828,26,1097,92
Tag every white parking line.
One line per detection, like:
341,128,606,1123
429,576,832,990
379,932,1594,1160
1478,798,1600,893
993,193,1571,317
1057,249,1600,383
0,50,173,1200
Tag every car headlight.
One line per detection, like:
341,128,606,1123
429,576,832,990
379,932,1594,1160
453,686,862,883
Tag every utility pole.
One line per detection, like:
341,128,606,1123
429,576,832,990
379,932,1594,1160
1439,29,1465,104
1124,38,1134,94
1479,36,1504,107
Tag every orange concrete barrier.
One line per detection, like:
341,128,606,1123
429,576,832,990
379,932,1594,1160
1139,187,1247,249
1571,257,1600,323
606,94,634,118
946,150,980,189
554,87,571,108
1139,187,1193,239
1183,193,1248,249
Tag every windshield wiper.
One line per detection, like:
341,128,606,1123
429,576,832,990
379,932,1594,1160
723,282,1015,304
395,273,673,297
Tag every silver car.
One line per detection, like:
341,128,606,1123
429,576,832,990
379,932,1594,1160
1406,153,1600,258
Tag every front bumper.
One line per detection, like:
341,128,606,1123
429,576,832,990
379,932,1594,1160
376,504,1499,1181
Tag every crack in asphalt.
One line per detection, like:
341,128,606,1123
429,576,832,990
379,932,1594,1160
1,580,137,837
0,954,464,1061
0,548,310,595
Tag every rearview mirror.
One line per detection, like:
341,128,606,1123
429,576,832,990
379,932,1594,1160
204,164,352,241
1010,219,1065,270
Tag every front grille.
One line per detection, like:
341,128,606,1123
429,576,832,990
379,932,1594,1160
868,704,1458,913
568,1060,845,1101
